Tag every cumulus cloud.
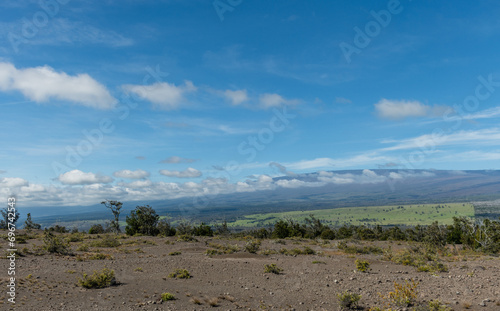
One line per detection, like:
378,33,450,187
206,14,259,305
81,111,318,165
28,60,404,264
0,177,29,188
159,167,202,178
160,156,196,164
123,80,196,110
275,178,322,188
113,169,150,179
375,99,429,119
117,179,153,189
58,170,113,185
224,89,248,105
0,169,441,208
0,62,116,109
259,93,298,109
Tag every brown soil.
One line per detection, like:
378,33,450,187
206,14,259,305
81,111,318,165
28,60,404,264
1,234,499,311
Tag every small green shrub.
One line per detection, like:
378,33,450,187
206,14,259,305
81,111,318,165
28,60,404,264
76,243,89,252
205,249,223,256
89,235,120,248
312,260,326,264
337,291,361,310
88,224,106,234
168,269,191,279
161,292,176,301
78,268,116,288
43,231,70,255
177,234,197,242
382,279,419,307
245,240,261,253
355,259,370,272
88,253,113,260
66,233,84,243
264,264,282,274
279,247,315,255
169,251,181,256
427,300,452,311
261,249,278,255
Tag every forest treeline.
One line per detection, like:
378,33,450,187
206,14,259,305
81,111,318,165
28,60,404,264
2,201,499,254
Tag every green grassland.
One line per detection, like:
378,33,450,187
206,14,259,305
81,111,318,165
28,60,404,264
227,203,475,228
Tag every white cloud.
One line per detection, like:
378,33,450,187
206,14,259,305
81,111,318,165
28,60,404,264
58,170,113,185
382,128,500,151
117,179,153,188
49,19,134,47
0,169,442,208
21,183,45,192
123,80,196,110
159,167,202,178
259,93,298,109
0,177,28,188
224,89,248,105
375,99,429,119
113,169,150,179
160,156,196,164
286,157,335,170
275,178,322,188
0,18,134,48
461,106,500,120
0,62,116,109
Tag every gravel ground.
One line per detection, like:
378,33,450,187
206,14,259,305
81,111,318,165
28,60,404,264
1,235,499,311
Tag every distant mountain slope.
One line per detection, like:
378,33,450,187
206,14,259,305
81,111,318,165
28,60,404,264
31,169,500,227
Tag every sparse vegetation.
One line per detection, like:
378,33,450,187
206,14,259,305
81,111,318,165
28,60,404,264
168,269,191,279
88,224,107,234
89,235,120,248
161,292,176,301
264,263,282,274
380,279,419,308
355,259,370,272
385,246,448,273
427,300,452,311
24,213,41,231
177,234,197,242
279,246,315,255
101,200,122,234
244,240,261,253
337,291,361,310
42,231,71,255
77,268,116,289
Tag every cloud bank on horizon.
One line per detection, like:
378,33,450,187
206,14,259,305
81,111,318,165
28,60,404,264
1,1,500,207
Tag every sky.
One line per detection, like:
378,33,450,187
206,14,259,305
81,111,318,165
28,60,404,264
1,0,500,209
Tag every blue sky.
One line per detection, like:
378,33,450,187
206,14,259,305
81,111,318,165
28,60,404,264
1,0,500,208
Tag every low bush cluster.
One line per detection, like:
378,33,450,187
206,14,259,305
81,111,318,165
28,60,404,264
78,268,116,289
